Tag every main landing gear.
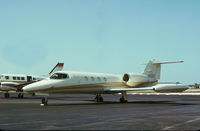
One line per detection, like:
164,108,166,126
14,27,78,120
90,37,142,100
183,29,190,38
4,93,10,98
4,93,24,98
18,93,24,98
95,94,103,102
32,93,35,96
41,97,48,106
120,92,128,103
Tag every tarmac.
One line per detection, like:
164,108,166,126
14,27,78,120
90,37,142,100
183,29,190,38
1,93,200,130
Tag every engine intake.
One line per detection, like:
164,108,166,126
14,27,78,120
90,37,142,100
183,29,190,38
123,73,129,82
122,73,149,87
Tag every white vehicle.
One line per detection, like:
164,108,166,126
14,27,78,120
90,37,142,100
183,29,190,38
0,63,64,98
23,60,188,105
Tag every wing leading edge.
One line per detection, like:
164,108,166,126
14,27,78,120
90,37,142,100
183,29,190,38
104,87,154,93
104,84,188,93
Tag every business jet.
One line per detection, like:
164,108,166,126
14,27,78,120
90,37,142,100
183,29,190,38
23,60,188,105
0,63,64,98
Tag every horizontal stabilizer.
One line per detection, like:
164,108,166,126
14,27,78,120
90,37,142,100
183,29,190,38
143,59,184,80
152,61,184,64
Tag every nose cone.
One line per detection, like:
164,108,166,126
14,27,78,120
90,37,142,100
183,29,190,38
23,80,48,92
23,79,57,92
23,82,39,92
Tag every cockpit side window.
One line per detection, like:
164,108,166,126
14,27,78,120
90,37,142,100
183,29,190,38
50,73,69,79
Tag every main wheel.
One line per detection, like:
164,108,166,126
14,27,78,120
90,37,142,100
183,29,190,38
120,97,127,103
4,93,10,98
32,93,35,96
18,94,21,98
18,93,24,98
99,96,104,102
95,95,104,102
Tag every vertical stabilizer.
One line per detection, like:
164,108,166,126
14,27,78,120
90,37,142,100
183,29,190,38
49,63,64,76
143,59,183,81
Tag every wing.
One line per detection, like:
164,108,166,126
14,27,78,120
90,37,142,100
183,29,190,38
104,87,154,93
14,81,37,91
104,84,188,93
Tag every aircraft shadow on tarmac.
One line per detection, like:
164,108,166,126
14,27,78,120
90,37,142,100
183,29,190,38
47,100,197,106
2,96,198,106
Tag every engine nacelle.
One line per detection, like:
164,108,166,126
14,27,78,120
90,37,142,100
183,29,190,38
153,84,188,93
0,82,18,91
123,73,149,87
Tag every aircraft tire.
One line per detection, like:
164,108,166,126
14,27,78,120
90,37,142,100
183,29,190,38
95,95,103,102
18,93,24,98
120,97,127,103
41,97,48,105
4,93,9,98
99,97,103,102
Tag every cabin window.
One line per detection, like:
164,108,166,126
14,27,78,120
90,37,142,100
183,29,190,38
50,73,69,79
5,76,9,80
97,77,101,81
84,76,88,81
17,77,20,80
13,77,16,80
91,77,95,81
21,77,25,80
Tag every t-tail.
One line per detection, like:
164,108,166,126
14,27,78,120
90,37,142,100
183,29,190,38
143,59,184,81
49,63,64,76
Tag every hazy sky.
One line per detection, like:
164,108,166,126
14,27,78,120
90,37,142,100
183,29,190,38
0,0,200,84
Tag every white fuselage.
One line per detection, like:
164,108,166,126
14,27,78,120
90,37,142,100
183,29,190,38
23,71,188,94
23,71,124,94
0,74,45,91
22,60,189,105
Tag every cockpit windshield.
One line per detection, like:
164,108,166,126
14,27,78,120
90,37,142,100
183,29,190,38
50,73,69,79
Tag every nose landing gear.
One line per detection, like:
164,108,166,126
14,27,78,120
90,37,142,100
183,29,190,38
41,97,48,106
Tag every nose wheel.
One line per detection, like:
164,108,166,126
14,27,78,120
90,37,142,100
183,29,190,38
41,97,48,106
95,94,103,102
